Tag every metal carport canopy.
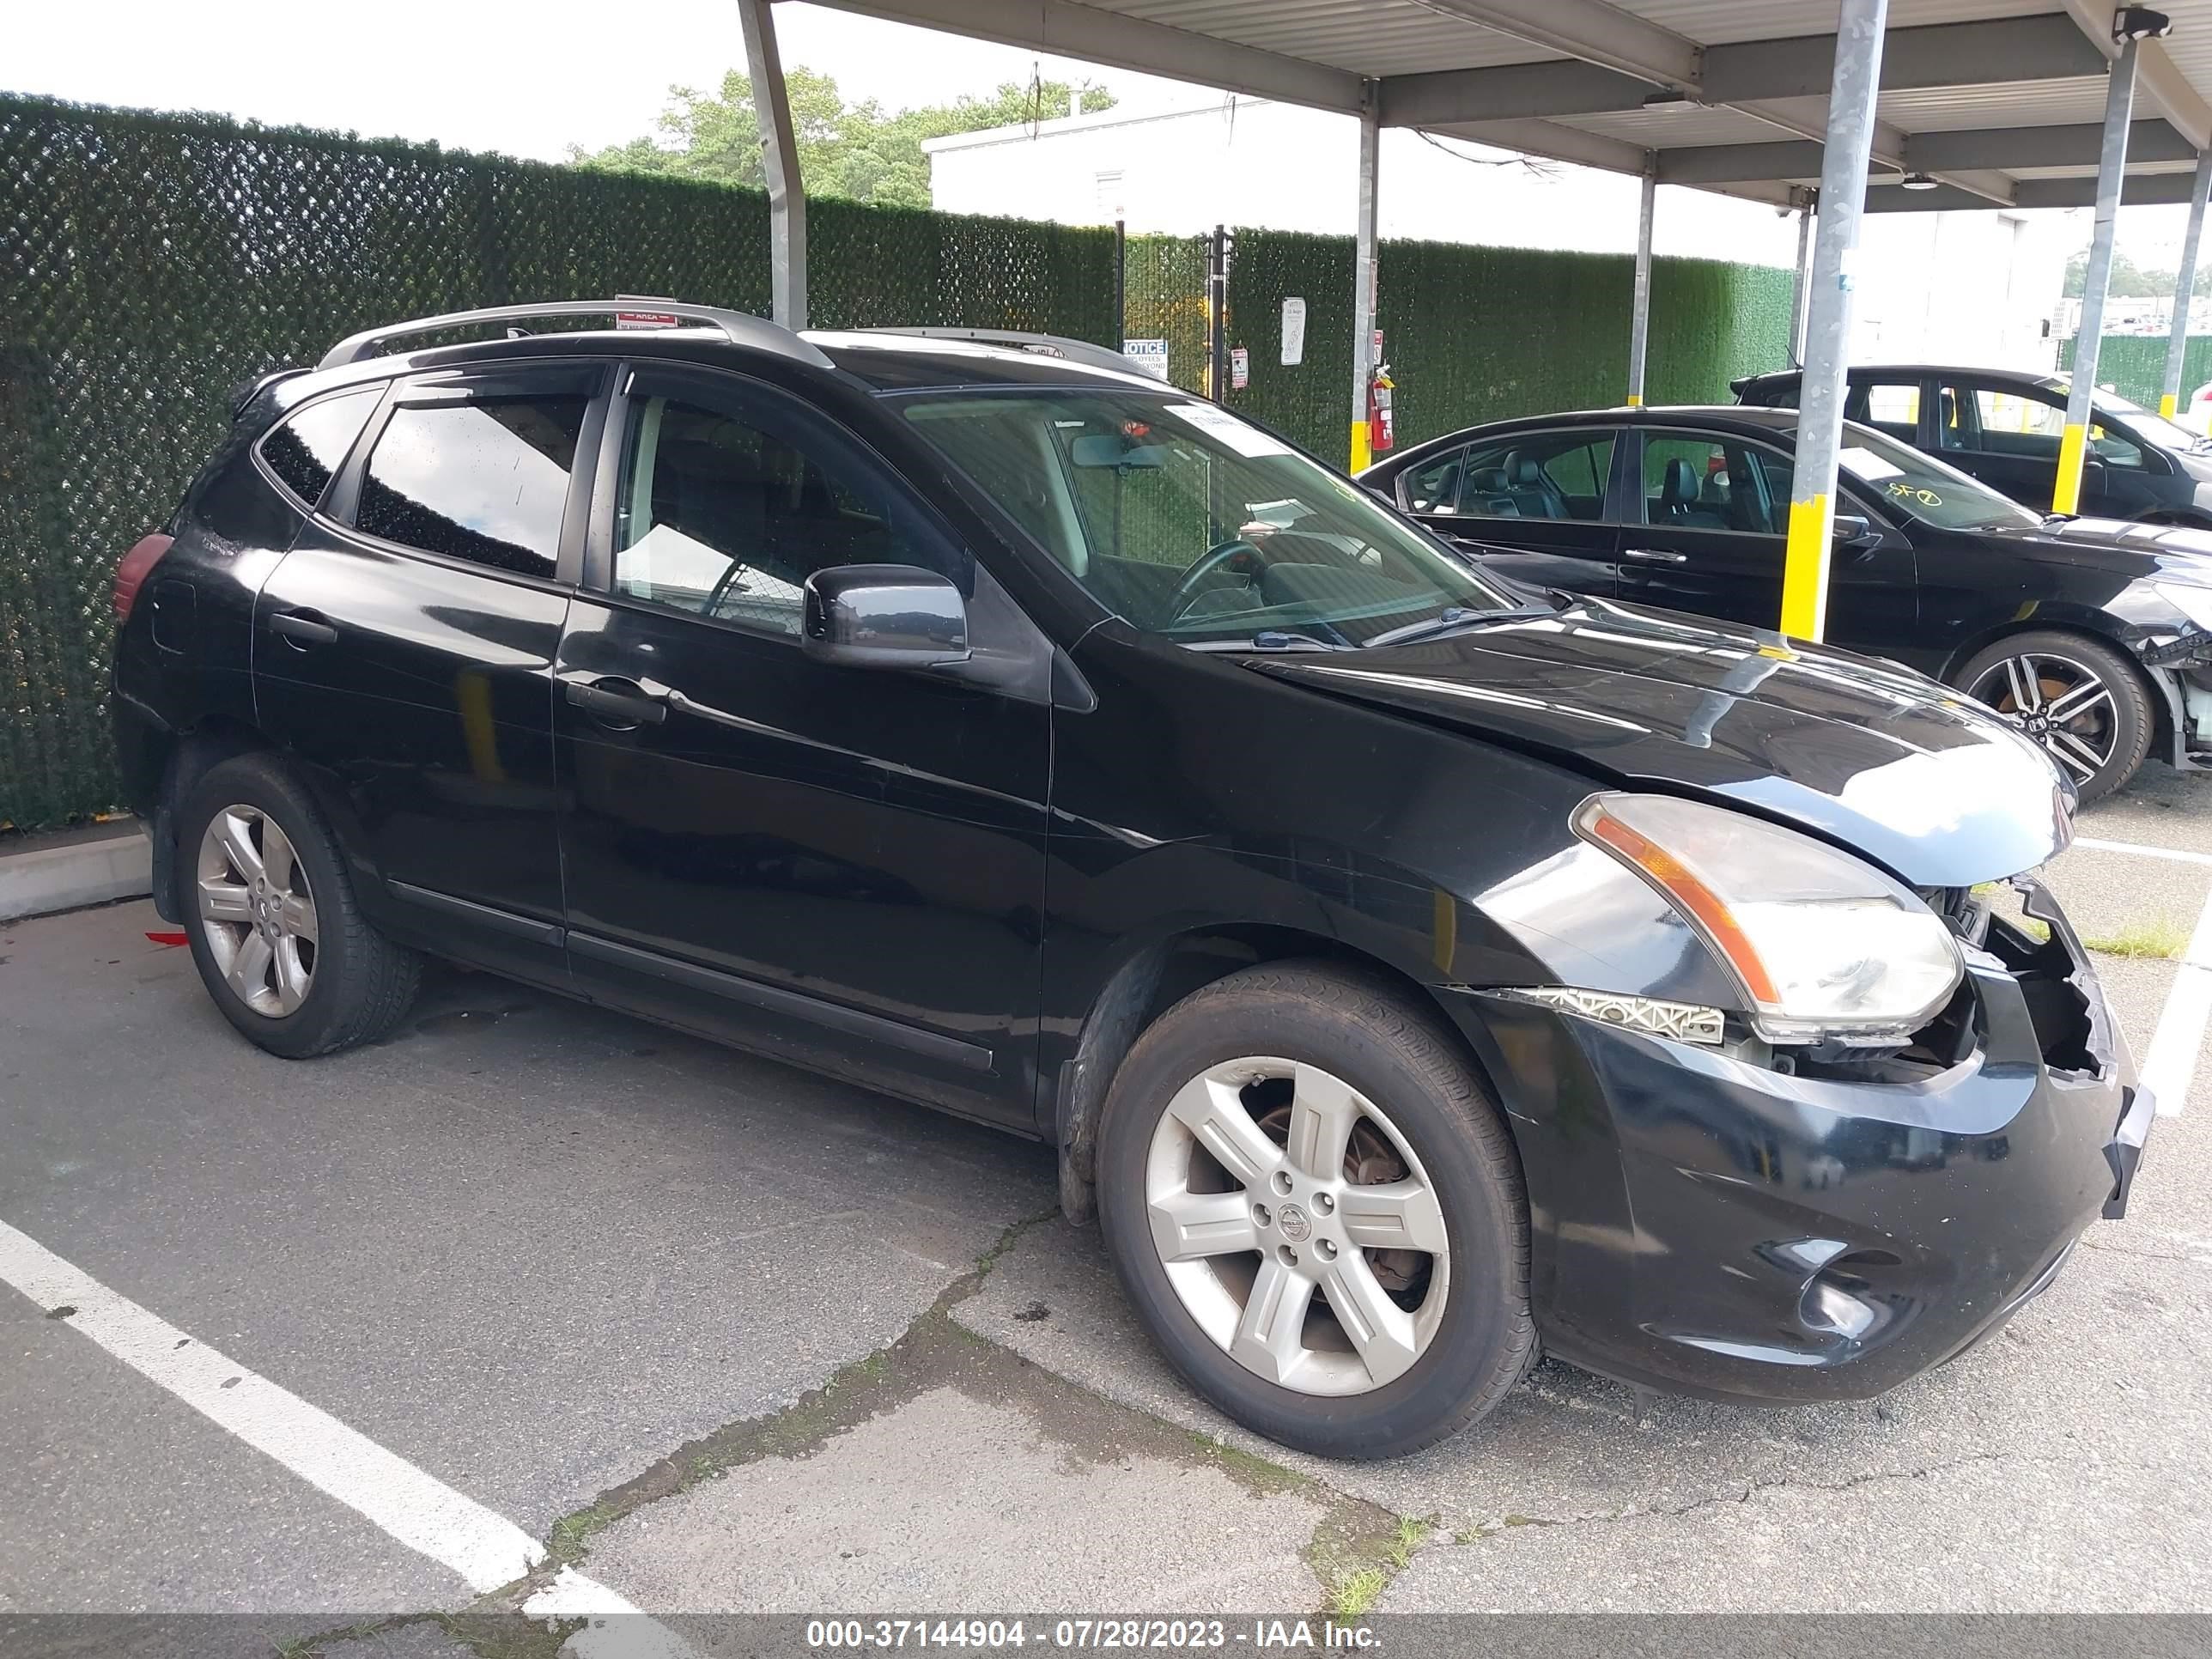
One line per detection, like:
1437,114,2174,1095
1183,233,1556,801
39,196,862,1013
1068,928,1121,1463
803,2,2212,211
778,2,2212,645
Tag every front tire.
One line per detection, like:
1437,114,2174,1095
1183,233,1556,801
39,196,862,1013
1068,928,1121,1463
178,752,420,1058
1096,963,1534,1459
1954,629,2153,804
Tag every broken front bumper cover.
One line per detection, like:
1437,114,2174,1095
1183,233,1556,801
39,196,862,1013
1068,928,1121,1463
1449,884,2148,1407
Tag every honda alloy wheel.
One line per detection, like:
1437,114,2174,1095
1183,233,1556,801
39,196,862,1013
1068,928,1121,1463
1957,629,2152,804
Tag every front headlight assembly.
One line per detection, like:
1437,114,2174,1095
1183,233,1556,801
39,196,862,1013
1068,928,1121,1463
1573,792,1964,1047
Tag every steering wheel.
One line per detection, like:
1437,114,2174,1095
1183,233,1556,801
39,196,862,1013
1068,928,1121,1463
1161,538,1266,625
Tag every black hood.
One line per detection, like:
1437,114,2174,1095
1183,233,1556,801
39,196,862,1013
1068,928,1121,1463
1243,599,2070,888
1987,513,2212,580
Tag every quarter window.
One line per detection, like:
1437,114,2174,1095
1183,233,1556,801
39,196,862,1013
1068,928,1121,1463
355,397,589,580
259,388,380,510
1402,434,1614,522
1845,382,1922,442
611,394,933,636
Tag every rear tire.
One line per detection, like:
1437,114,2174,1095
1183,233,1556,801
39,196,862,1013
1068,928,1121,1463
178,753,420,1058
1096,962,1534,1459
1953,629,2153,804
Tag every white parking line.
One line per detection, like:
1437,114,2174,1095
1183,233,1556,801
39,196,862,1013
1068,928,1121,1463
0,1218,691,1650
2074,835,2212,867
2141,889,2212,1120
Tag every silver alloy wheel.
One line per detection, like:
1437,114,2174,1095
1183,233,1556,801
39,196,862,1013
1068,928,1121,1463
1144,1056,1449,1396
1968,651,2118,786
196,804,319,1018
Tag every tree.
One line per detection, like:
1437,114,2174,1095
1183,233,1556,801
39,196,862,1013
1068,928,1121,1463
2064,246,2175,299
570,69,1115,210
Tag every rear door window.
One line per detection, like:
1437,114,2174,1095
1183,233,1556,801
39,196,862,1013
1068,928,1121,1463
1640,432,1791,535
354,395,592,580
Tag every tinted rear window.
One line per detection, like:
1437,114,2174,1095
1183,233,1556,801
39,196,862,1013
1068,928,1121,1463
354,397,589,580
258,388,380,509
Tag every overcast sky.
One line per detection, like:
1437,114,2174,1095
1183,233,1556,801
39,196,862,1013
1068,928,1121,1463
3,1,1200,161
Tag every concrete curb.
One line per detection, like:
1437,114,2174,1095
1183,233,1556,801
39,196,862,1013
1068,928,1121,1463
0,823,154,924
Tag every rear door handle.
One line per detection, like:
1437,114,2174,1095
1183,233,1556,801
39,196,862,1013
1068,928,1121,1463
564,676,668,727
270,609,339,647
1621,547,1688,565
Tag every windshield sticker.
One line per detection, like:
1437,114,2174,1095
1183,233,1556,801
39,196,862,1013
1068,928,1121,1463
1164,402,1292,458
1838,446,1904,481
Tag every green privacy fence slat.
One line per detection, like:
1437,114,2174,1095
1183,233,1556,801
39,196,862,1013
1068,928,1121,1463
0,94,1115,829
2,92,1791,828
1218,230,1798,459
2057,333,2212,410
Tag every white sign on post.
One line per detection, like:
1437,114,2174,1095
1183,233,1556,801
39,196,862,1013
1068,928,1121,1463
1230,346,1249,390
1122,337,1170,380
1280,297,1307,366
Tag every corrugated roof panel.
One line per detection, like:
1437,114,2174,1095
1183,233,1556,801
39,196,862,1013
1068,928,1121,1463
1877,77,2114,131
1568,104,1788,146
1615,0,2041,46
1099,0,1558,75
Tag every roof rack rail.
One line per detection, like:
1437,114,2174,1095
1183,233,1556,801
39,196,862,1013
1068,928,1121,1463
317,299,835,372
852,326,1141,380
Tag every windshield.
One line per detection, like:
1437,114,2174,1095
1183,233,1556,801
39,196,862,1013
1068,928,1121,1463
2081,384,2206,453
1837,422,2042,533
899,389,1516,647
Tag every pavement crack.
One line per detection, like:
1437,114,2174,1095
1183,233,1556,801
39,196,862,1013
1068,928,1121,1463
538,1207,1060,1571
1450,1449,2188,1543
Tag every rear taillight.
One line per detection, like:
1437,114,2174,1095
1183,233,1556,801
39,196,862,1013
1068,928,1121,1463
114,532,173,623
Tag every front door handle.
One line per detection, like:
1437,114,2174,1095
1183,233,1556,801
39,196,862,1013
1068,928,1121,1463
1621,547,1689,565
270,609,339,647
564,676,668,727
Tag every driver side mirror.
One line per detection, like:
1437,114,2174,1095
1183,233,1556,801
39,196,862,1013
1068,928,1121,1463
1832,514,1881,555
801,565,970,671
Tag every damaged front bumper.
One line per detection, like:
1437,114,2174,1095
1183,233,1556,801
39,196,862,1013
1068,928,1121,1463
1448,880,2150,1407
2139,635,2212,771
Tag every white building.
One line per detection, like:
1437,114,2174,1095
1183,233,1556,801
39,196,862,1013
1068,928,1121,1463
925,95,2070,373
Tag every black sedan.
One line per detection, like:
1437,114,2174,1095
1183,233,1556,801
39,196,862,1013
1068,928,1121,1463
1361,404,2212,800
1734,363,2212,526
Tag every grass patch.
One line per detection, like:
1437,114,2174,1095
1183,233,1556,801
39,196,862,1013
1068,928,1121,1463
1326,1565,1389,1620
1387,1516,1431,1570
2081,917,2190,959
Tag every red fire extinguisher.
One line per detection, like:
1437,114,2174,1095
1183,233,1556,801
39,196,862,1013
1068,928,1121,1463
1367,363,1396,455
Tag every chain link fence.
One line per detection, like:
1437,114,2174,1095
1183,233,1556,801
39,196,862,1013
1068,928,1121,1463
3,92,1790,829
2058,332,2212,412
1221,230,1796,461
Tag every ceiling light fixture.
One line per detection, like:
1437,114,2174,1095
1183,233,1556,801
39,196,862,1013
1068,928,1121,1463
1901,172,1940,191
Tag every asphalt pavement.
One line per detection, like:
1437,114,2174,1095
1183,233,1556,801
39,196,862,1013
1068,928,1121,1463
4,775,2211,1652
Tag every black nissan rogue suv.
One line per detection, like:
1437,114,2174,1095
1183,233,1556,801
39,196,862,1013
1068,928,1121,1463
112,301,2153,1459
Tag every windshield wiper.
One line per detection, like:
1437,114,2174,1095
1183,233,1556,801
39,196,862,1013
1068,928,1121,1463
1183,629,1351,653
1361,603,1548,649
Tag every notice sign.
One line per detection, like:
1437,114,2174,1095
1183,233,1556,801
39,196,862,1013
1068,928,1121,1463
1280,296,1306,366
1122,337,1170,380
1230,346,1250,389
615,295,682,330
